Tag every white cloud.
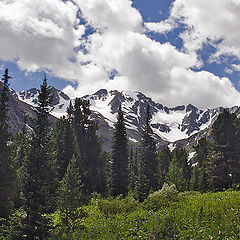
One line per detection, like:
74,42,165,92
67,0,240,108
0,0,84,80
73,0,142,33
145,21,174,33
232,64,240,71
167,68,240,108
0,0,240,109
169,0,240,59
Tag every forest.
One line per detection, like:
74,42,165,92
0,68,240,239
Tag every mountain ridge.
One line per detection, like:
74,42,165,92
15,87,240,151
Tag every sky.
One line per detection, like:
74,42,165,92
0,0,240,108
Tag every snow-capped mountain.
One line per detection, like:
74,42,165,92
16,87,240,150
17,86,70,118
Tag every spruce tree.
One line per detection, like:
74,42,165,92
207,110,240,190
158,147,172,187
167,149,190,191
137,105,158,200
21,75,56,239
72,98,107,195
128,146,139,192
11,117,30,208
52,116,74,181
0,68,15,218
111,105,129,197
191,138,210,191
58,153,84,231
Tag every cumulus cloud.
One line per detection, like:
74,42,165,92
169,0,240,59
145,21,174,34
0,0,240,108
0,0,84,80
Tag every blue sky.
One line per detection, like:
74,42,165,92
0,0,240,108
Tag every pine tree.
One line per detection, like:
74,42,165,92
72,98,107,195
167,149,190,192
21,75,56,239
52,116,74,181
190,165,200,191
136,158,149,202
207,110,240,190
58,153,84,231
128,146,139,191
0,68,15,218
111,105,129,197
158,147,172,188
11,117,30,208
137,105,158,200
191,138,210,191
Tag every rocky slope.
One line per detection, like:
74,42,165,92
16,87,240,151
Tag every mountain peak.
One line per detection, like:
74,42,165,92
16,87,240,148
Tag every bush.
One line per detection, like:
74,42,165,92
97,195,139,215
144,183,179,210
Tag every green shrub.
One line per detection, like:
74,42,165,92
97,195,139,215
144,183,179,210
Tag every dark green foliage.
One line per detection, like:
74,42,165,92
21,75,57,239
58,154,85,231
137,105,158,201
0,68,15,218
157,147,172,188
11,120,30,209
72,98,107,195
167,149,191,191
191,138,210,191
128,147,139,192
111,105,129,197
52,116,74,181
135,157,149,202
207,110,240,190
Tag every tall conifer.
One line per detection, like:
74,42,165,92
207,110,240,190
22,75,56,239
137,105,158,200
111,105,129,197
0,68,15,218
72,98,107,195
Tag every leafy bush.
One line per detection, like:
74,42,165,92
144,183,179,210
97,195,139,215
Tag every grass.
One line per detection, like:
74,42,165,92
50,189,240,239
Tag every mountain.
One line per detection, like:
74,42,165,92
17,86,70,118
0,83,57,133
16,87,240,151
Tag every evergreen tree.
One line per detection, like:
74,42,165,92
128,146,139,191
207,110,240,190
72,98,107,195
137,105,158,200
0,68,15,218
21,75,56,239
190,138,210,191
52,116,74,181
167,149,190,191
111,105,129,197
158,147,172,187
58,153,84,231
136,158,149,202
11,117,30,208
190,165,200,191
